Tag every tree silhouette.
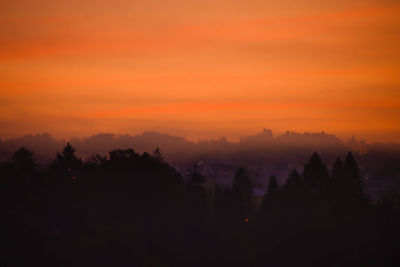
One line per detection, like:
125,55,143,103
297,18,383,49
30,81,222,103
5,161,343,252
152,147,164,161
267,176,279,197
259,176,280,222
56,142,81,170
214,184,231,223
53,142,82,183
185,165,207,226
283,170,303,192
331,157,344,181
331,157,345,209
231,167,252,222
343,152,367,210
109,148,138,161
343,152,363,196
331,153,367,214
302,152,330,198
12,147,35,174
1,145,397,266
282,169,307,205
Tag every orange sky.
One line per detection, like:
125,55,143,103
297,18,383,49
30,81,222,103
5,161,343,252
0,0,399,142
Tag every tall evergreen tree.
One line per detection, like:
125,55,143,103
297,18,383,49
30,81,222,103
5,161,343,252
302,152,329,196
283,170,303,193
282,170,306,204
54,142,82,181
214,184,231,223
259,176,280,221
343,152,366,208
331,157,345,208
56,142,81,169
331,157,344,181
231,167,253,222
280,170,310,228
331,153,367,215
185,165,207,225
266,176,279,197
343,152,362,195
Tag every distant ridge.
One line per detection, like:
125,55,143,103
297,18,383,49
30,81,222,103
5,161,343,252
2,130,399,164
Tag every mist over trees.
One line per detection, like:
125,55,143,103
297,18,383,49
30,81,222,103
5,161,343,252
1,142,400,266
0,130,364,164
2,130,398,196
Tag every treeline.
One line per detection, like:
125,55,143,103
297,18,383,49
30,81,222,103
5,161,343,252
0,131,349,165
1,144,400,266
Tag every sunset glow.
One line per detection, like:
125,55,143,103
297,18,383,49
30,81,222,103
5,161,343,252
1,0,399,142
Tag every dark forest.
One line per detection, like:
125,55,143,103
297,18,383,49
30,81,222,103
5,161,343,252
1,143,400,266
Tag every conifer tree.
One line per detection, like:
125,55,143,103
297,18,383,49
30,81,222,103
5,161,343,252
283,169,303,193
231,167,252,222
344,152,362,195
282,169,307,206
343,152,366,208
331,157,345,207
185,165,207,224
54,142,82,180
259,176,280,220
302,152,329,196
152,147,164,162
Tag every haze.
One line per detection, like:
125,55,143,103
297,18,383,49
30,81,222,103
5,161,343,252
1,0,400,142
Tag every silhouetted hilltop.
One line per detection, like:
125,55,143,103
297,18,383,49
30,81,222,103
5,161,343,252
1,130,399,167
0,133,66,163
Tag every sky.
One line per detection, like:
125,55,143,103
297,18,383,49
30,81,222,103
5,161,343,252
0,0,399,142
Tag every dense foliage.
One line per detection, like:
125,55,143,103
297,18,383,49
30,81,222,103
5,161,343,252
1,145,399,266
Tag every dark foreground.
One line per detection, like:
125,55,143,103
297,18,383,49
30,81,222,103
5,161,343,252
1,144,400,266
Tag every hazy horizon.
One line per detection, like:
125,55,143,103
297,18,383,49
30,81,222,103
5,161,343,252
0,128,400,144
1,129,397,144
